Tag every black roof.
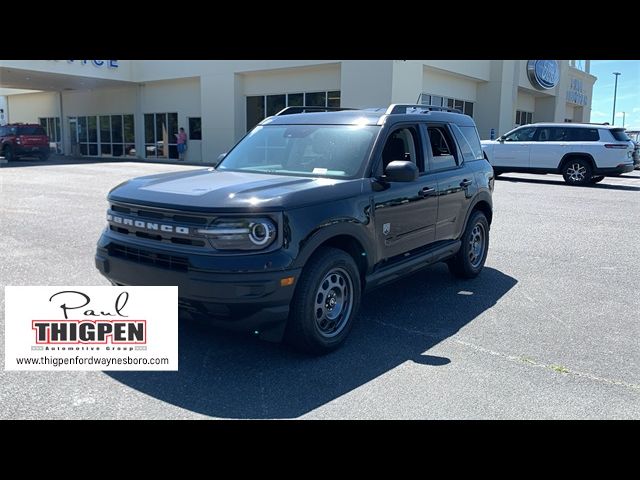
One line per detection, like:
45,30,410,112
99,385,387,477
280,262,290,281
261,105,476,128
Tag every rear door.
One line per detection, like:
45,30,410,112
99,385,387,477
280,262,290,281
531,126,570,169
492,126,535,169
425,123,475,242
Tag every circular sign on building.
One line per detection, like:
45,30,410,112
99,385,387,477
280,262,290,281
527,60,560,90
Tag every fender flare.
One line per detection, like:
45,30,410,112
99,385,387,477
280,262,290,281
291,221,376,272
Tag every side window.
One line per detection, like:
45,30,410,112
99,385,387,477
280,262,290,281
427,125,458,170
504,127,536,142
566,128,599,141
451,124,483,161
536,127,566,141
381,126,420,173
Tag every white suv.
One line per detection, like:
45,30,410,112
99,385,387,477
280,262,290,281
481,123,635,185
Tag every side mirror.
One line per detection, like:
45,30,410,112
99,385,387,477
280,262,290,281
385,161,418,182
498,137,505,143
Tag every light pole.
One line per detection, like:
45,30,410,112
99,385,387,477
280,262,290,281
622,111,626,128
612,72,621,125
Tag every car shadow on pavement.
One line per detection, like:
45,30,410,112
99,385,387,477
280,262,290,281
497,175,640,191
108,264,517,419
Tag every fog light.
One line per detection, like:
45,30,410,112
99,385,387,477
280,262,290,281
280,276,295,287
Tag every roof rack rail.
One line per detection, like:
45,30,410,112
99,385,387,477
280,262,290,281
274,106,356,116
386,104,463,115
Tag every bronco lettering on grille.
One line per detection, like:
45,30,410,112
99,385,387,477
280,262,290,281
107,213,190,235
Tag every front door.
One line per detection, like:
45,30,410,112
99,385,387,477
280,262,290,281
373,125,438,261
492,126,535,169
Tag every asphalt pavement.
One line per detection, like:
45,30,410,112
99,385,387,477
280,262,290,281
1,158,639,419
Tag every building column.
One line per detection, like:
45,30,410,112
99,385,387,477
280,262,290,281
475,60,518,139
58,91,65,156
200,72,237,162
134,84,145,160
340,60,394,108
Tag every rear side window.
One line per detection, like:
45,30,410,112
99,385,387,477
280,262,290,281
427,126,458,170
565,128,599,141
611,129,630,141
451,124,483,161
17,126,47,135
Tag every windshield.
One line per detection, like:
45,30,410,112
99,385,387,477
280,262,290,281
218,124,379,178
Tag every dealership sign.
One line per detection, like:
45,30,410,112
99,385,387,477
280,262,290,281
68,60,119,68
527,60,560,90
566,77,588,106
4,286,178,371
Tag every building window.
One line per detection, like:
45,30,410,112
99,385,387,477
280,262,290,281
69,114,134,158
564,119,572,123
421,93,474,118
144,112,178,159
39,117,61,153
515,110,533,126
188,117,202,140
246,90,341,131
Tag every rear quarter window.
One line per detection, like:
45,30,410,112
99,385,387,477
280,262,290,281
610,129,630,141
451,124,484,161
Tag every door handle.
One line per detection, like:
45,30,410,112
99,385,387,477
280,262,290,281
460,179,473,188
419,186,435,197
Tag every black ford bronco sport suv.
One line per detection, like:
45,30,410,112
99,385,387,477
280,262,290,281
96,104,494,353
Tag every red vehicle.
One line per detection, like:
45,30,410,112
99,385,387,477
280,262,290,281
0,123,50,161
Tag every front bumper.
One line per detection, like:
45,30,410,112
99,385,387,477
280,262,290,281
95,235,301,342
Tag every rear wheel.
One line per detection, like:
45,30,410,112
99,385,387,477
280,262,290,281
448,210,489,279
39,152,50,161
562,158,592,186
590,175,605,184
286,247,361,354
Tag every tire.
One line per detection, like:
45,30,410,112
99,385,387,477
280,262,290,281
3,145,14,162
448,210,489,279
590,175,605,184
562,158,592,186
39,152,50,161
285,247,361,354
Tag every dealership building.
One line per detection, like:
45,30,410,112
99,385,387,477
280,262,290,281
0,60,596,163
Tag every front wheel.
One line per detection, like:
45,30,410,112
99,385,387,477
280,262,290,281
285,247,361,354
562,159,592,186
448,211,489,279
3,146,14,162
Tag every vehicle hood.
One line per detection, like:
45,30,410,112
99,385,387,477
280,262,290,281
108,168,363,212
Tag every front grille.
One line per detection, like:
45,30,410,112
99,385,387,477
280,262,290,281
109,225,206,246
109,244,189,272
108,201,211,247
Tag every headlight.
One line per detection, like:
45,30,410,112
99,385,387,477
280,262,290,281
197,217,277,250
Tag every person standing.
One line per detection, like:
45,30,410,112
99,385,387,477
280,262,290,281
176,127,188,161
